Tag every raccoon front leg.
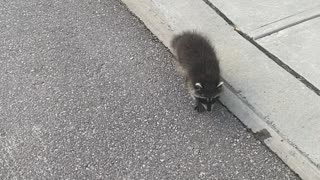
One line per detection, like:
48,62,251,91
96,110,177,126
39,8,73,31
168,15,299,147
194,98,206,112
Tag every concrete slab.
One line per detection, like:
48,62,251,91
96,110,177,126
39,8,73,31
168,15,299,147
122,0,320,179
250,6,320,40
207,0,320,33
258,18,320,91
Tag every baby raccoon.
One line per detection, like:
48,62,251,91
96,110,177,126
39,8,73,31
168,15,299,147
171,31,223,112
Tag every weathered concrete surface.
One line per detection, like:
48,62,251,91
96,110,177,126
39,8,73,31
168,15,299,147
207,0,320,33
258,18,320,92
0,0,300,179
257,18,320,166
250,6,320,39
122,0,320,179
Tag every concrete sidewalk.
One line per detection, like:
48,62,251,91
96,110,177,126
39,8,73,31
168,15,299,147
0,0,301,179
122,0,320,179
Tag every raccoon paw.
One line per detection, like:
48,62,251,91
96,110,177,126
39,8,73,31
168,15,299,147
194,104,206,113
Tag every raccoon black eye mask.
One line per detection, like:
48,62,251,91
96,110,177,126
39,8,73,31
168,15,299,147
171,31,223,112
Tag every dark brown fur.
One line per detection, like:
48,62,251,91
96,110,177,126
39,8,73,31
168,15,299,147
171,31,222,112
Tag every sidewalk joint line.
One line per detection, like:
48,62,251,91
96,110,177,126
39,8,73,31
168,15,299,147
254,14,320,40
202,0,320,97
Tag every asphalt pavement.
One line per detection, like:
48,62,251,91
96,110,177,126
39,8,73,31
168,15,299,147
0,0,300,179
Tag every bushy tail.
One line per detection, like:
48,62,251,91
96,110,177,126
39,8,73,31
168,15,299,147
171,31,198,49
171,34,182,50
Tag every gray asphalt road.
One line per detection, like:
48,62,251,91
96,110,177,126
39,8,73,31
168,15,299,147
0,0,300,179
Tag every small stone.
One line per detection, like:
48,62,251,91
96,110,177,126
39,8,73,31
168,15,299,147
199,172,206,178
193,148,200,155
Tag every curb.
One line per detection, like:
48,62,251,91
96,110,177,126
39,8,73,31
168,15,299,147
121,0,320,179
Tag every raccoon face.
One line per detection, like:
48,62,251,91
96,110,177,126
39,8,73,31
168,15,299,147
194,81,223,100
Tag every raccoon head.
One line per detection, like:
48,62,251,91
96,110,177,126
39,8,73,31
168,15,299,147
194,81,223,100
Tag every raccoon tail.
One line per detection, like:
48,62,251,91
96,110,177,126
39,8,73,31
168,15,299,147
171,34,182,50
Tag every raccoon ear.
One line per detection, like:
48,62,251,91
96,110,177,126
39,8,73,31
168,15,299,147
217,81,224,87
195,82,202,89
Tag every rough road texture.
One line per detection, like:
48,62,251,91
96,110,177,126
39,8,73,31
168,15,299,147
0,0,299,179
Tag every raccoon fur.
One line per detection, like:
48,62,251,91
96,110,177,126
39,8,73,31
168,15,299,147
171,31,223,112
